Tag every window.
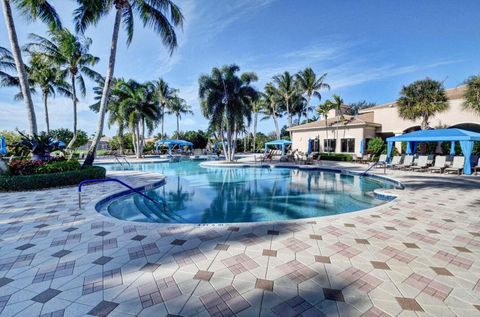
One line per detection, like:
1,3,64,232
341,138,355,153
324,139,336,152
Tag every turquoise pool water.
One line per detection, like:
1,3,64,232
98,161,395,224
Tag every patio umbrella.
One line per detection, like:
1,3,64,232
0,136,7,155
359,139,365,156
307,139,312,155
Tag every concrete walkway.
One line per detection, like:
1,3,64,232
0,162,479,317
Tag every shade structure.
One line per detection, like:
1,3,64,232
0,136,7,155
264,139,292,158
386,128,480,175
155,139,193,156
307,139,313,155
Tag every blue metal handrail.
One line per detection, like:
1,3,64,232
78,178,166,210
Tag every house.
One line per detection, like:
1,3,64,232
77,136,112,151
288,85,480,156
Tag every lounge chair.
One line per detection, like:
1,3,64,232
376,154,388,168
474,157,480,175
360,154,371,164
395,155,414,170
261,150,273,162
388,155,403,169
410,155,429,172
444,156,465,175
351,154,359,163
428,156,447,173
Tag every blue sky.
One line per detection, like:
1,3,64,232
1,0,480,136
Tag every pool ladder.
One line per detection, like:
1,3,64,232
78,178,166,211
114,155,131,170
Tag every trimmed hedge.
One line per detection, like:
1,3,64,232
0,166,106,192
313,152,353,161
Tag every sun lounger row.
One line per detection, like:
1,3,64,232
386,155,480,175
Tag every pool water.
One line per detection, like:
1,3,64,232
98,161,395,224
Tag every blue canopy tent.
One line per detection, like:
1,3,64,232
154,139,193,156
0,136,7,155
264,139,292,159
386,128,480,175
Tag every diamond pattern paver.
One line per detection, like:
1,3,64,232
0,164,479,317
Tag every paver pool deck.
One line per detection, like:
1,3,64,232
0,162,479,317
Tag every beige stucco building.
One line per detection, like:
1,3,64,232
288,86,480,156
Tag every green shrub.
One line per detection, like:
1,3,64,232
367,137,385,156
7,159,81,176
0,166,106,191
314,152,353,161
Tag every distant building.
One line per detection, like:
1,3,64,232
288,86,480,155
78,136,112,151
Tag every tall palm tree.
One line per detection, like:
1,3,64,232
166,95,192,139
26,28,100,155
251,96,266,152
74,0,184,166
1,0,61,135
199,64,258,161
115,80,160,158
316,101,332,152
262,83,282,139
273,71,296,137
153,78,175,140
296,68,330,121
463,75,480,115
27,53,70,133
397,78,448,130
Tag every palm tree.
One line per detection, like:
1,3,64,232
316,101,332,152
397,78,448,130
27,53,70,134
329,95,345,139
463,75,480,114
273,71,296,137
114,80,160,158
262,83,282,139
0,46,16,84
166,95,193,139
26,28,100,156
296,68,330,121
153,78,176,140
1,0,61,135
90,77,126,154
251,96,266,152
74,0,184,166
199,64,258,161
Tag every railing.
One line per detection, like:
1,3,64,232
113,155,131,170
78,178,166,211
360,160,386,176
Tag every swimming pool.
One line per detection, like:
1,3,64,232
97,161,397,224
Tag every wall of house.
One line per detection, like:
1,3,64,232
361,99,480,134
291,125,369,156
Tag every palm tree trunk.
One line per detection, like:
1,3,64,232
161,105,165,140
252,112,257,152
67,75,77,158
117,126,124,155
83,8,121,166
273,114,280,139
176,114,179,139
2,0,37,135
306,95,311,122
140,118,145,157
286,99,292,138
43,93,49,134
